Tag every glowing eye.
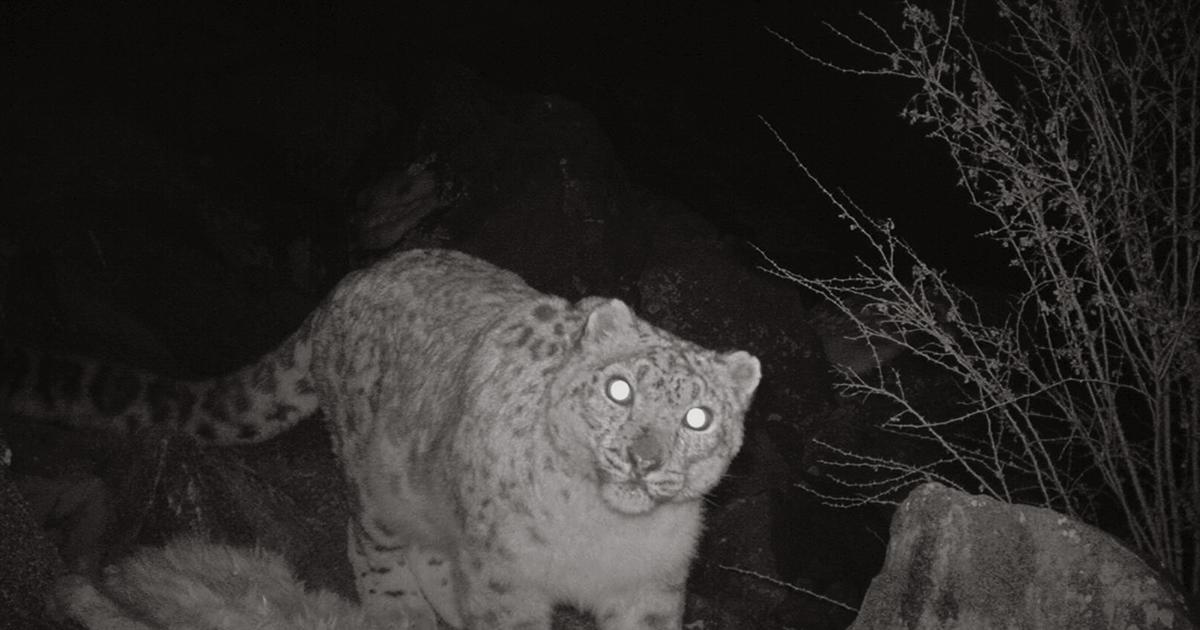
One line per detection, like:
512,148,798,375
606,377,633,404
683,407,712,431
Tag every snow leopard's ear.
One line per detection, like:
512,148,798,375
722,350,761,402
580,299,635,348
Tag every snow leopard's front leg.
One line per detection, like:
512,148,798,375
348,520,456,630
458,551,555,629
595,581,687,630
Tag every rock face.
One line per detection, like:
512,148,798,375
851,482,1196,630
0,436,67,629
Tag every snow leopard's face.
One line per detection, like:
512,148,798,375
552,299,760,515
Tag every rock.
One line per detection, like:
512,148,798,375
635,223,832,429
850,482,1196,630
806,296,913,378
0,431,70,628
15,473,114,573
2,413,354,605
353,158,455,253
409,66,633,300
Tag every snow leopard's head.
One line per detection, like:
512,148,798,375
552,299,760,515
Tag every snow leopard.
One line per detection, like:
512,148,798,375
1,248,761,629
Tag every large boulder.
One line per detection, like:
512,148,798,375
851,482,1195,630
390,65,634,301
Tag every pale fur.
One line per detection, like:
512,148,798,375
56,538,385,630
4,248,761,629
311,250,760,628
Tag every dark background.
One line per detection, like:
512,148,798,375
2,0,1007,284
0,2,1016,627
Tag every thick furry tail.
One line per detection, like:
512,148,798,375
0,328,319,446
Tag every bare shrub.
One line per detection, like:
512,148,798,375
766,0,1200,593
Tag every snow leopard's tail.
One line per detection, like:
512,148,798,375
0,325,319,446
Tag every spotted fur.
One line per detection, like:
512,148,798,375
2,248,761,629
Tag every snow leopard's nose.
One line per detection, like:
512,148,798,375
628,429,664,473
